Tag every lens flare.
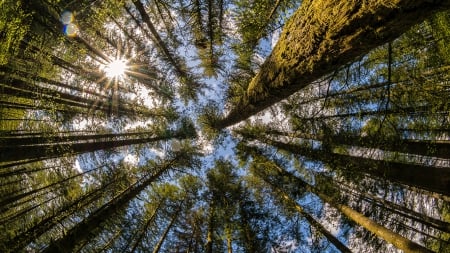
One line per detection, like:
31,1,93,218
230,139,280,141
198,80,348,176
64,23,78,37
103,59,128,78
60,11,73,25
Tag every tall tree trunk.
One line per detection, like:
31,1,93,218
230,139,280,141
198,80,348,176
6,179,117,252
214,0,450,129
271,186,351,253
152,207,181,253
337,179,450,233
1,131,156,147
205,204,214,253
0,130,190,163
0,164,106,211
248,146,434,253
263,127,450,159
239,129,450,196
41,156,179,253
128,199,165,253
0,65,109,99
225,224,232,253
131,0,199,89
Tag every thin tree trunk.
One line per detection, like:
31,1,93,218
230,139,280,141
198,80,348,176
225,225,232,253
238,128,450,195
337,179,450,233
41,157,178,253
128,199,165,253
265,128,450,159
249,147,434,253
205,204,214,253
272,187,352,253
0,164,106,210
0,130,188,163
131,0,196,86
6,179,117,252
152,207,181,253
0,131,156,147
0,66,109,99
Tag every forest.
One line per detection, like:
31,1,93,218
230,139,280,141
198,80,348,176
1,0,450,252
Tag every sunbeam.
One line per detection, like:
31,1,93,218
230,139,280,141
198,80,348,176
103,59,128,78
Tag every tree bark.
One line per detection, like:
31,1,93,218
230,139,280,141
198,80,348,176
152,207,181,253
249,147,434,253
214,0,450,129
0,129,191,163
239,129,450,196
128,199,165,252
41,157,178,253
7,179,116,252
276,188,351,253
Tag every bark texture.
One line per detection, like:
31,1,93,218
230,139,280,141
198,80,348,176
216,0,450,129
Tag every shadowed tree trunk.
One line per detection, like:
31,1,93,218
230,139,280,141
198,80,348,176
131,0,202,97
237,127,450,196
0,127,193,163
6,178,118,252
274,187,351,253
205,203,214,253
252,168,352,253
127,199,164,252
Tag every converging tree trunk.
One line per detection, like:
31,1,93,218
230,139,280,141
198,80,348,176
245,144,434,253
214,0,450,129
41,155,182,253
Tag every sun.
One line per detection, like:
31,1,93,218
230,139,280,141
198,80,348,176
103,59,128,78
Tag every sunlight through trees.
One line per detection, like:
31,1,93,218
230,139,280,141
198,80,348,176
1,0,450,252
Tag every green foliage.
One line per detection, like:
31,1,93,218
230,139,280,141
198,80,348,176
197,102,223,139
0,1,31,65
2,1,450,252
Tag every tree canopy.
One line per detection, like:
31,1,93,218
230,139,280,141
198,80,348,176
1,0,450,252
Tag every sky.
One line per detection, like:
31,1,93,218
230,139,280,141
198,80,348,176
50,2,444,252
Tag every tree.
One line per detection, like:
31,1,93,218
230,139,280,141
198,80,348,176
211,0,450,129
41,145,201,252
245,160,352,252
2,0,450,252
238,143,434,253
236,123,450,196
130,0,204,102
0,119,196,163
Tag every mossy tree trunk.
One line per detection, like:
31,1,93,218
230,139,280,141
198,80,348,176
214,0,450,129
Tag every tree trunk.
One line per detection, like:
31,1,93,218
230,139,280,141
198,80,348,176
41,157,178,253
240,129,450,196
7,179,116,252
264,128,450,159
274,187,351,253
131,0,193,84
205,204,214,253
0,164,106,211
249,147,434,253
214,0,450,129
152,207,181,253
225,224,232,253
337,179,450,233
0,130,189,163
128,199,165,253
